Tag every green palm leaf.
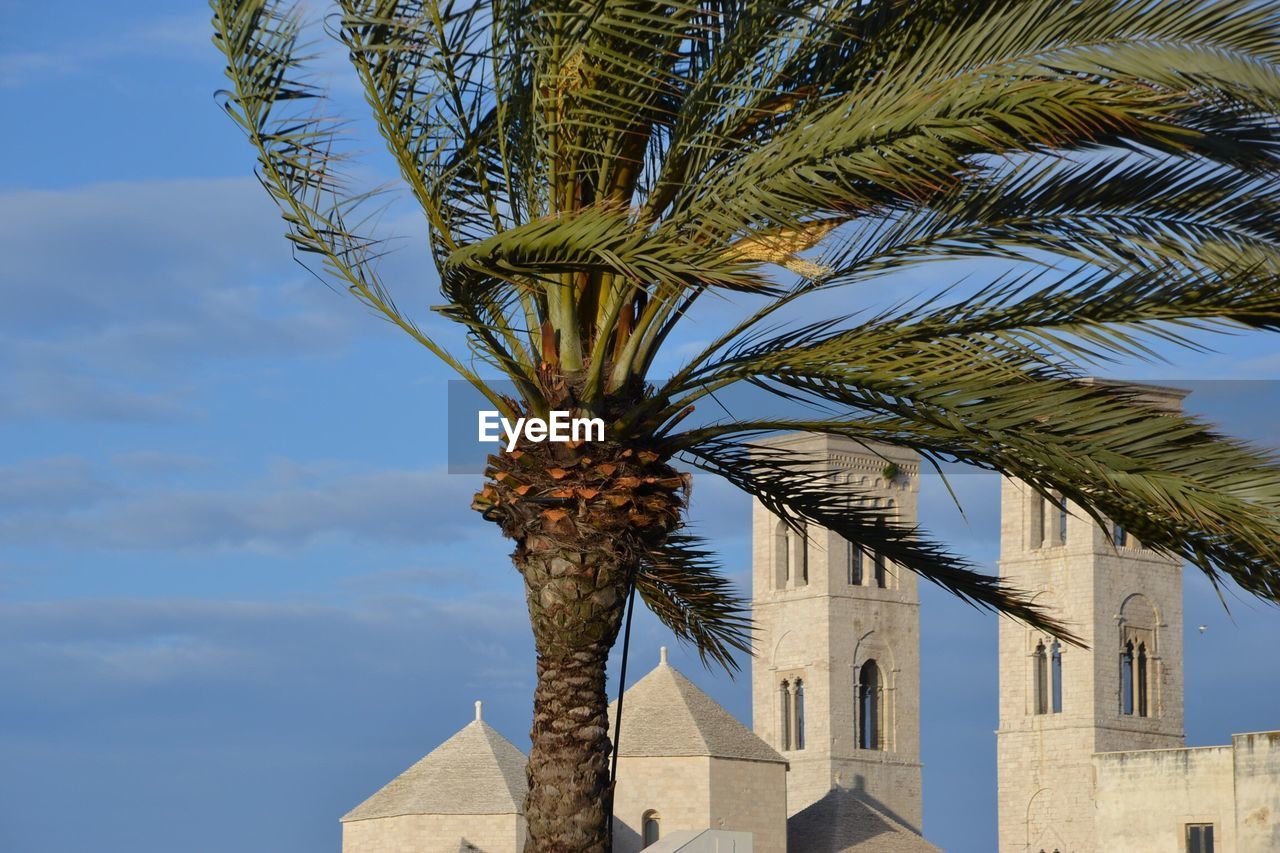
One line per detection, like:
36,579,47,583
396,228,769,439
212,0,1280,843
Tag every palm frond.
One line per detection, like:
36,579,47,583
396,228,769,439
211,0,515,416
637,534,753,670
444,205,776,297
679,439,1083,642
817,155,1280,289
665,338,1280,604
214,0,1280,667
662,0,1280,239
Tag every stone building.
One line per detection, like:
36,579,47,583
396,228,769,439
1093,731,1280,852
996,383,1279,852
341,701,527,853
606,647,789,853
748,433,933,846
343,417,1278,852
343,434,940,853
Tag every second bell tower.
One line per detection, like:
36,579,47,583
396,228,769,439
995,382,1188,853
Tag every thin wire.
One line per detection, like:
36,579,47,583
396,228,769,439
608,572,640,838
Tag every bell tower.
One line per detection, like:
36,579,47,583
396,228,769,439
995,382,1188,853
750,432,925,831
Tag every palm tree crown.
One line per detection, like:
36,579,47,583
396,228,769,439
212,1,1280,849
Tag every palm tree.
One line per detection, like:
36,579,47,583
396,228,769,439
211,1,1280,849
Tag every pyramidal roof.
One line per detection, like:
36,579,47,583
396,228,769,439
343,702,527,822
787,788,942,853
607,648,786,764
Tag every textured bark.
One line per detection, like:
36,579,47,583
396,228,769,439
525,645,614,851
521,547,624,853
472,416,686,853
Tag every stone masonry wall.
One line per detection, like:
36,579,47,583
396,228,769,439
707,757,789,853
342,813,524,853
611,755,711,853
1233,731,1280,852
1094,745,1236,852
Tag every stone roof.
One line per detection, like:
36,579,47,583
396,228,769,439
788,788,942,853
607,648,786,765
342,704,527,822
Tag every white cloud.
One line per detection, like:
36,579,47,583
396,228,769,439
0,15,211,88
0,456,481,551
0,591,531,701
0,177,372,423
0,456,117,510
108,450,215,474
0,365,195,422
341,564,488,593
0,178,343,336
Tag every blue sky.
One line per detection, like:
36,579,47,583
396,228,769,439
2,5,1280,852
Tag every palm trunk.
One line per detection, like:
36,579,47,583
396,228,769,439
518,544,630,852
473,421,685,853
526,647,613,851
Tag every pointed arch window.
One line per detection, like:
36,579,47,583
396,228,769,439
1034,492,1068,546
873,552,887,588
775,521,790,589
1033,639,1063,715
847,539,864,586
798,524,809,586
1029,494,1045,549
779,679,791,750
1120,640,1135,715
794,679,806,750
1137,642,1149,717
1050,640,1063,714
1033,642,1049,715
1120,596,1158,719
778,677,804,751
857,660,883,750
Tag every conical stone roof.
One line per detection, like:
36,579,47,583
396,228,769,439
607,648,786,764
343,703,528,821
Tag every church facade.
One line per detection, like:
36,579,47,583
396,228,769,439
340,420,1279,852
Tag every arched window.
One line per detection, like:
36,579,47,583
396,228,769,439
858,660,882,750
1120,640,1135,715
1137,642,1148,717
1033,641,1049,715
862,497,887,587
1050,640,1063,714
1029,494,1045,549
783,527,793,585
1120,594,1158,719
1112,520,1128,547
779,679,791,750
794,679,806,750
847,539,864,586
775,521,790,589
798,524,809,586
642,811,660,847
1044,491,1064,545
